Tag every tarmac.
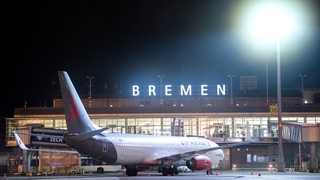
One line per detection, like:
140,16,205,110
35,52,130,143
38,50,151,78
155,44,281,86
2,169,320,180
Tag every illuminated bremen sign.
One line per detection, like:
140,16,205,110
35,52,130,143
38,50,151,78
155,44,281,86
132,84,226,96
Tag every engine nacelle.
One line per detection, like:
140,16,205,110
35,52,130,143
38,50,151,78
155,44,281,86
186,155,212,170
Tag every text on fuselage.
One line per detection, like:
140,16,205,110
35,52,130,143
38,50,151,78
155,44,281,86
180,141,211,146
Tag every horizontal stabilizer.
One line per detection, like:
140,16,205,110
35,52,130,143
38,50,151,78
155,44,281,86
67,127,109,141
16,132,63,139
13,131,79,154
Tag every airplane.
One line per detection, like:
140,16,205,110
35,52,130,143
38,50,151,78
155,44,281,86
14,71,251,176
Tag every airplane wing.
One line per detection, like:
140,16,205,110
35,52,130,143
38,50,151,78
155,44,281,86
13,131,79,154
155,141,251,162
196,141,252,154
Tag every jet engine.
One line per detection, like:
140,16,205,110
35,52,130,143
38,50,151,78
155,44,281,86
186,155,212,170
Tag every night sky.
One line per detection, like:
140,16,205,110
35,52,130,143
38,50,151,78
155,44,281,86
3,0,320,117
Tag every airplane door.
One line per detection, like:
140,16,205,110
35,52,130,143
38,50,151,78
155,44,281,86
102,141,108,152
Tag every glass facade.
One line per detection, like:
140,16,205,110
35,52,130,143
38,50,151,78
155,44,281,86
4,96,320,172
6,114,320,146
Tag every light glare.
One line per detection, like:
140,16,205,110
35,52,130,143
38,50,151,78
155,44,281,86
250,4,295,38
231,0,313,59
240,0,302,43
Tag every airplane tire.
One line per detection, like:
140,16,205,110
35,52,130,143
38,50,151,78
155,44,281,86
161,166,179,176
126,168,138,176
162,169,168,176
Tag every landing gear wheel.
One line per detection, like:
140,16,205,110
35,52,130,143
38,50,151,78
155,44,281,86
125,167,138,176
161,166,179,176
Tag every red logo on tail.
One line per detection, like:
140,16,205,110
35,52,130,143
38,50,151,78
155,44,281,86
68,98,79,121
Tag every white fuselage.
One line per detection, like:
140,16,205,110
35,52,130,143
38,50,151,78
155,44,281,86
103,132,224,168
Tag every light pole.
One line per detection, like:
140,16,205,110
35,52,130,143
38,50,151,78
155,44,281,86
157,75,165,104
227,75,235,105
86,75,95,100
266,64,269,106
298,74,307,104
235,0,311,173
236,2,300,172
276,38,285,172
298,74,307,90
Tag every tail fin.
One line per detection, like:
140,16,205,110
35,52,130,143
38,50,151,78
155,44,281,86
58,71,99,134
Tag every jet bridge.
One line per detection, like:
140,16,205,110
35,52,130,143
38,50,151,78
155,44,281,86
16,125,79,174
282,122,320,171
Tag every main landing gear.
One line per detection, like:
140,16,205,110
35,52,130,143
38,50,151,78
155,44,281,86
125,165,179,176
125,166,138,176
158,165,179,176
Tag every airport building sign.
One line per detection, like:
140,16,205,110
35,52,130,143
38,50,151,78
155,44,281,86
132,84,226,97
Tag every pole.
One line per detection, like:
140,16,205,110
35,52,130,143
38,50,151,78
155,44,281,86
298,74,306,104
266,64,269,106
230,76,233,105
86,75,94,100
301,75,304,90
298,74,306,90
299,125,302,171
157,75,165,104
276,38,285,172
86,75,94,108
299,142,301,171
227,75,235,105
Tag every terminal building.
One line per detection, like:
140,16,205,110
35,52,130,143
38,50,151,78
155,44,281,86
2,81,320,174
